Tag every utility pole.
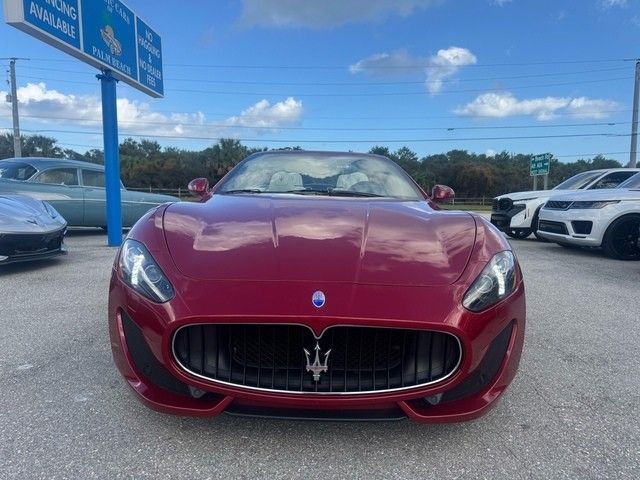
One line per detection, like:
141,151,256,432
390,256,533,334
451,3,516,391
2,57,27,157
630,60,640,168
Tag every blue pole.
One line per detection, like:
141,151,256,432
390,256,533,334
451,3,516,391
98,70,122,247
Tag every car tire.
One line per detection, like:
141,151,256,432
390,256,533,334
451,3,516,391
506,229,531,239
602,214,640,261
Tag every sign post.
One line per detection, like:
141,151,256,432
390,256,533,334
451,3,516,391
530,153,551,190
99,70,121,246
4,0,163,246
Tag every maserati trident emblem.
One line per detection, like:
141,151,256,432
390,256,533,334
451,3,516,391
303,342,331,382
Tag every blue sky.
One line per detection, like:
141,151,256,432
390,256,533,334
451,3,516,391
1,0,639,163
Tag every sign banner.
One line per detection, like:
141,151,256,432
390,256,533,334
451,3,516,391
4,0,163,98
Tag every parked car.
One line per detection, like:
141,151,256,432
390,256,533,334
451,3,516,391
0,194,67,265
491,168,640,240
108,150,526,423
536,173,640,260
0,157,178,228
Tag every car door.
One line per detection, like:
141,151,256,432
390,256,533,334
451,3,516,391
81,169,108,227
30,167,83,225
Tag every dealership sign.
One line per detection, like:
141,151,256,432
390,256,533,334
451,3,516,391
4,0,163,97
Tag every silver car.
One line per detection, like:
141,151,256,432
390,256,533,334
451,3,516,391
0,194,67,265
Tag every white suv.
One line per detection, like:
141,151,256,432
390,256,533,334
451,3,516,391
536,173,640,260
490,168,640,239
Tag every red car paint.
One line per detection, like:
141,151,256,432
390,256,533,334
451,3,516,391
108,153,525,423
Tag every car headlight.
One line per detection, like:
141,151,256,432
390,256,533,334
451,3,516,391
462,251,517,312
119,239,174,303
42,201,58,219
569,200,620,209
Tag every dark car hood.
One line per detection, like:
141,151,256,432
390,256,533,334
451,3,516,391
162,195,476,287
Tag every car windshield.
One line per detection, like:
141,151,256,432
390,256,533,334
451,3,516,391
216,152,422,200
618,172,640,189
0,160,37,181
553,170,604,190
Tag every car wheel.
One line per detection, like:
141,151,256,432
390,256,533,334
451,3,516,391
602,214,640,260
506,229,531,239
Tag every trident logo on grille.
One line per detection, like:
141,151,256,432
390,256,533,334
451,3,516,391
303,342,331,382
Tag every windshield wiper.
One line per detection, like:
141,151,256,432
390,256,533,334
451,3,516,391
220,189,264,194
328,189,385,198
268,188,385,197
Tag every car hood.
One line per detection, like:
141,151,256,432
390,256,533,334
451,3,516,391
547,188,640,202
0,195,66,233
162,195,477,286
496,189,574,201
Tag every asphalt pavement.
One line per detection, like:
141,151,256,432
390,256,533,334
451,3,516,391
0,229,638,479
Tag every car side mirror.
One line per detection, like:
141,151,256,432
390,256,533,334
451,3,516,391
431,184,455,203
188,178,211,202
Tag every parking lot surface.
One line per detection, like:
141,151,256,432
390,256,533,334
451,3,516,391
0,230,638,479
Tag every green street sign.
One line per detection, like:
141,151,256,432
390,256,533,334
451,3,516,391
530,153,551,176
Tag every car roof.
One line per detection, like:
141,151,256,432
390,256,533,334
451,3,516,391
0,157,104,171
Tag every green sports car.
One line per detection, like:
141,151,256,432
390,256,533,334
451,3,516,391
0,157,178,228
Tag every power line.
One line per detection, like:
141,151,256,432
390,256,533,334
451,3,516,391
0,113,629,131
17,65,630,86
14,127,632,143
12,72,633,97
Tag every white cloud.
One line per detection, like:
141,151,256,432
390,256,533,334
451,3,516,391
0,83,303,138
350,46,477,94
455,92,619,120
426,47,477,94
600,0,627,7
239,0,442,28
491,0,512,5
485,149,497,157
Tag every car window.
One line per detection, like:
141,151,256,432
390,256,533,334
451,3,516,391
217,153,422,200
589,171,637,190
553,171,604,190
83,170,105,187
34,168,79,186
0,161,37,181
618,172,640,189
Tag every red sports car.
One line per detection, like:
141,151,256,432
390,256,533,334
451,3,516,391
108,151,525,423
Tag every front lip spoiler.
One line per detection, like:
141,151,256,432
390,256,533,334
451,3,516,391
170,322,463,396
0,245,67,265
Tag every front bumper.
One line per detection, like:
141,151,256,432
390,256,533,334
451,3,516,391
108,275,526,423
490,205,529,232
536,208,605,247
0,228,68,265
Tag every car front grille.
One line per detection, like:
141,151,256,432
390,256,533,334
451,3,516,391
172,324,461,394
0,228,65,257
545,200,572,210
492,198,513,212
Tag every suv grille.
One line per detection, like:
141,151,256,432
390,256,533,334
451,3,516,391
173,324,461,394
492,198,513,212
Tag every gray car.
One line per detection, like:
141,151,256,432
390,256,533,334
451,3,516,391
0,194,67,265
0,157,178,228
